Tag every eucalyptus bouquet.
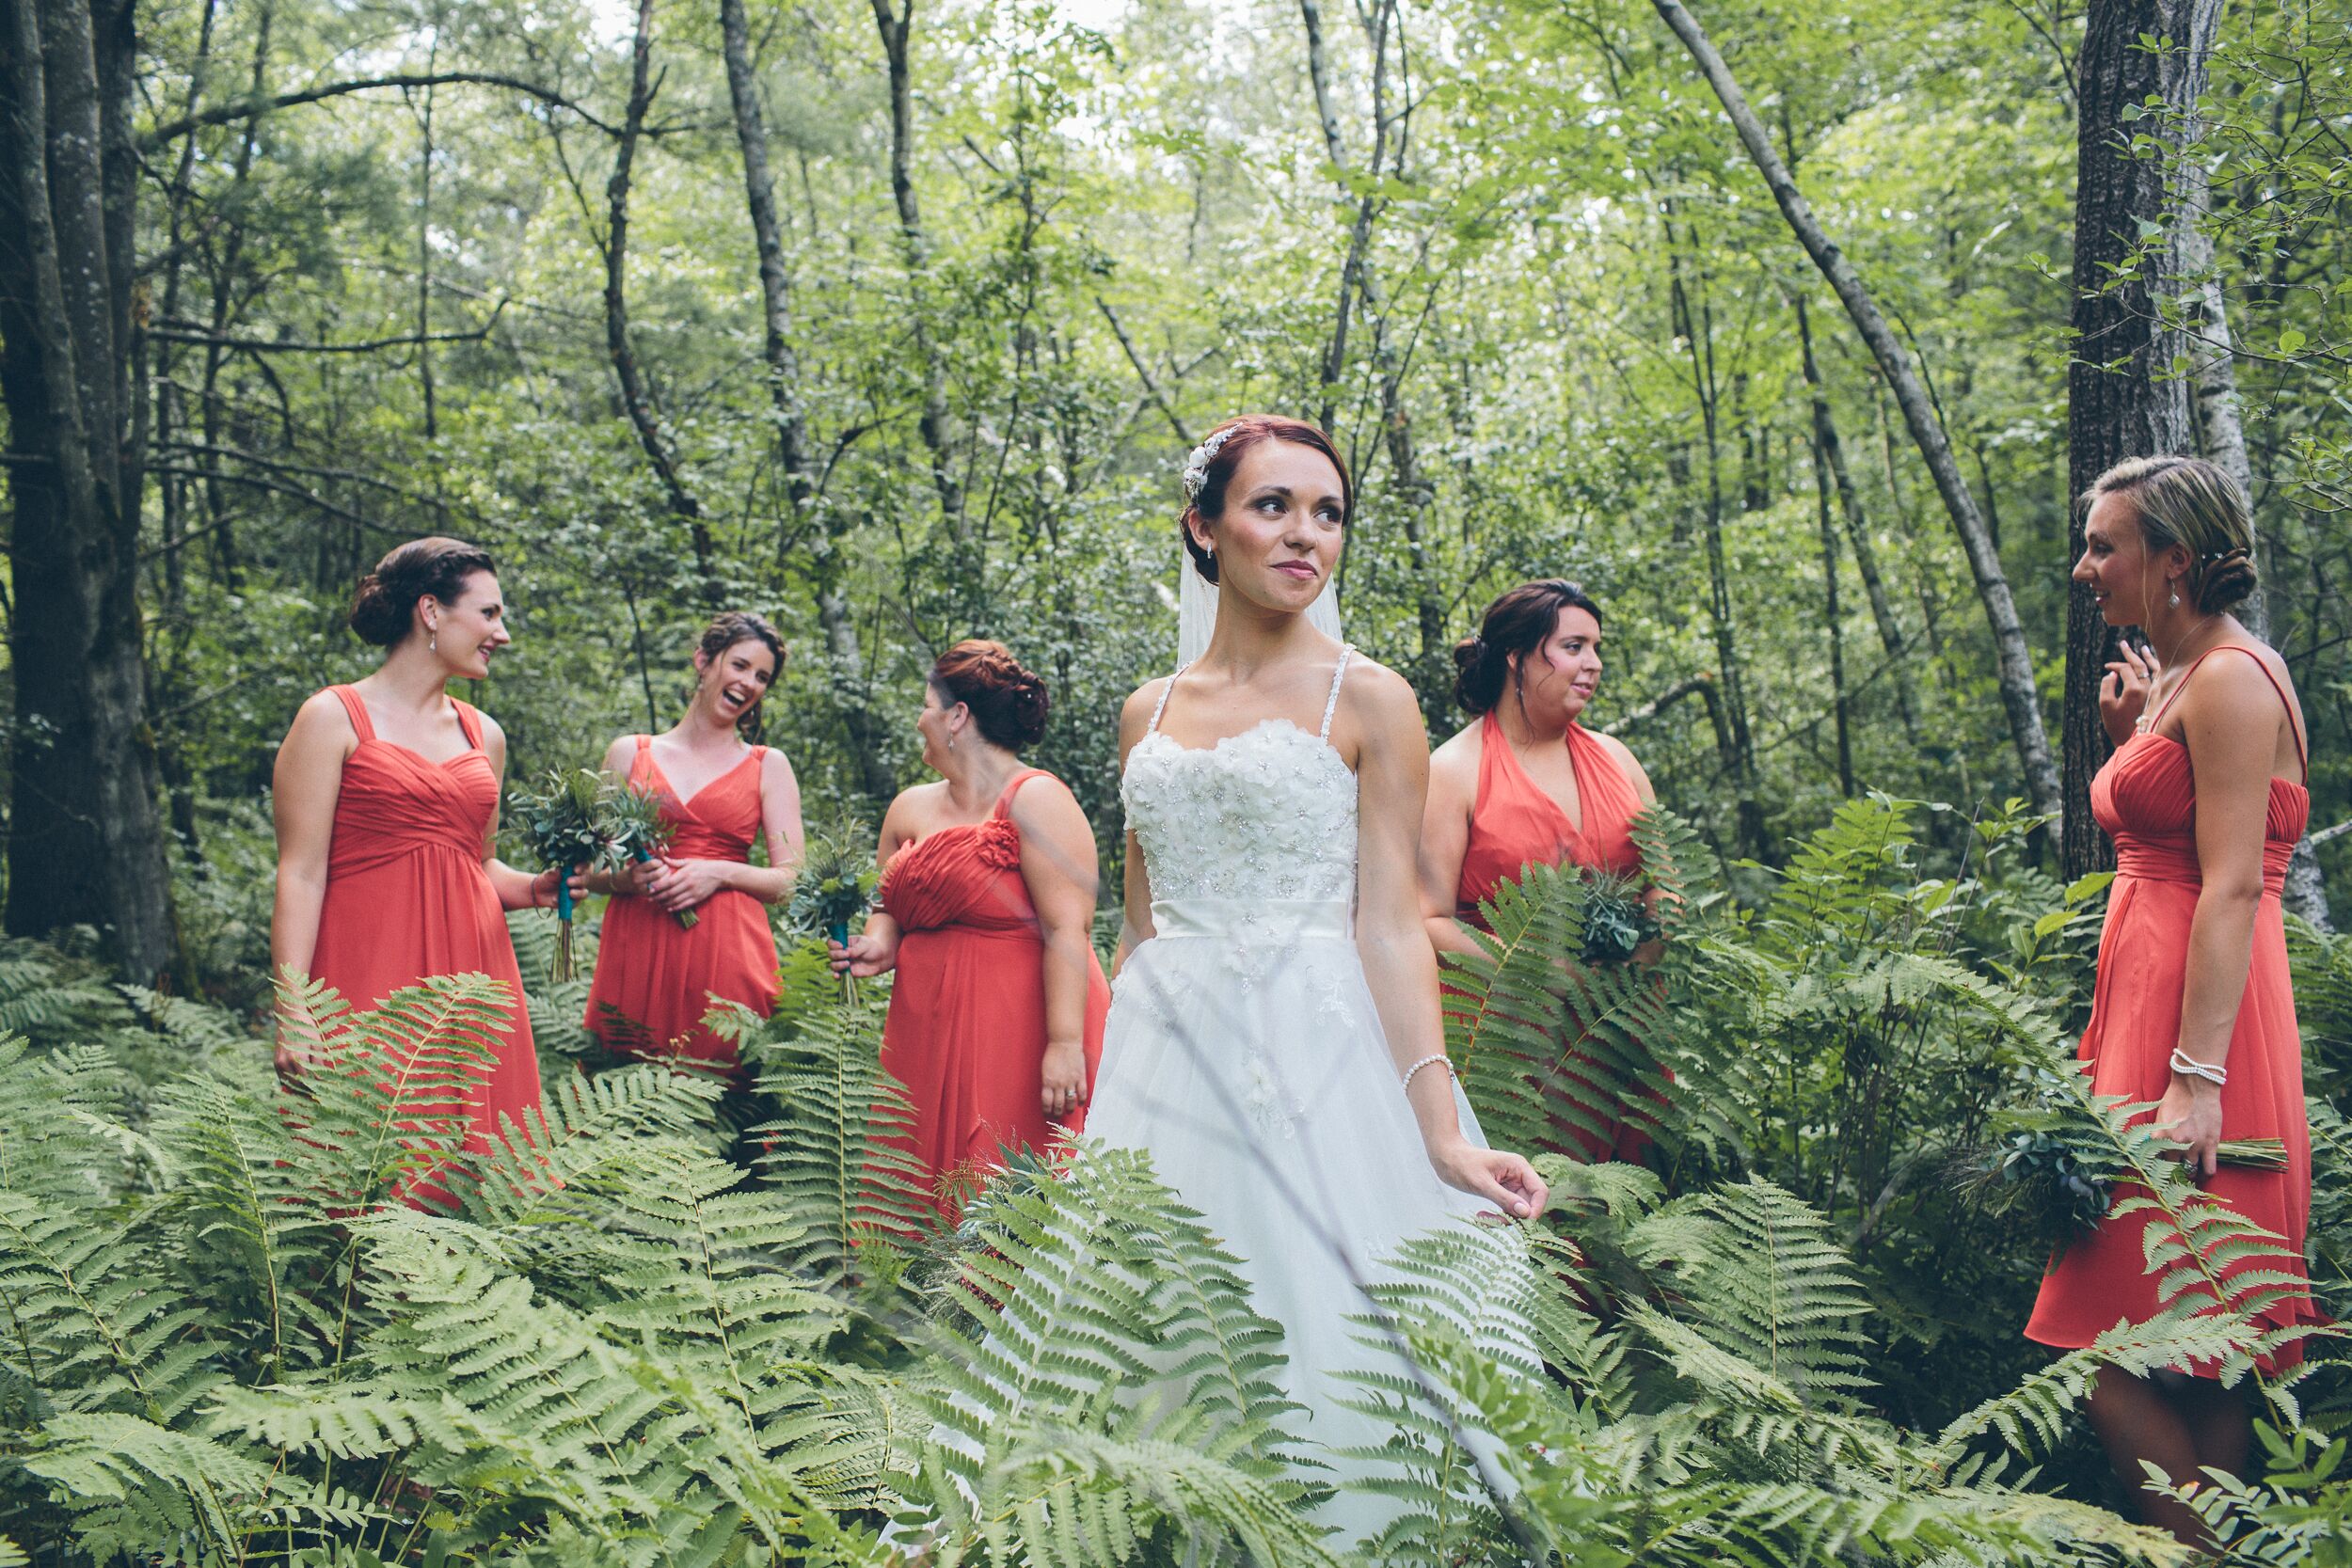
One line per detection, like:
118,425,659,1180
511,767,619,981
605,781,696,929
787,812,878,1003
1576,868,1661,965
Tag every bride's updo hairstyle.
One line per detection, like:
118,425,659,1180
2083,455,2260,614
1181,414,1354,586
930,639,1051,752
1453,578,1603,714
349,536,498,646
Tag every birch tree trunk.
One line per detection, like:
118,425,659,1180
2064,0,2222,876
0,0,176,978
1651,0,2063,823
719,0,894,800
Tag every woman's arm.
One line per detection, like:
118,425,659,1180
1419,732,1480,959
1348,664,1546,1219
1012,777,1103,1120
476,715,564,911
1112,681,1165,975
834,792,912,977
271,693,354,993
2159,654,2291,1175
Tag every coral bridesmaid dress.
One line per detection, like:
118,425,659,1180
583,736,781,1071
1452,711,1650,1163
2026,647,2317,1372
309,686,539,1197
877,768,1109,1216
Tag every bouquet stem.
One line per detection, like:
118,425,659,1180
827,921,858,1006
553,864,579,982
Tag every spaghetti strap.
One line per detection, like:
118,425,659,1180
1318,646,1355,742
328,685,376,743
2151,645,2309,779
450,699,485,752
991,767,1051,821
1147,665,1189,736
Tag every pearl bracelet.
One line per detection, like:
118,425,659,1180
1401,1053,1453,1091
2169,1047,2228,1087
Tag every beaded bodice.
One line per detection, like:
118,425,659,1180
1120,650,1359,907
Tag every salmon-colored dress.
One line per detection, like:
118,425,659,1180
1451,711,1650,1163
310,686,539,1201
878,768,1110,1216
583,736,781,1070
2026,647,2317,1373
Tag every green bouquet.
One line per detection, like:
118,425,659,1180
1576,868,1660,964
512,767,617,981
605,780,697,930
787,811,878,1003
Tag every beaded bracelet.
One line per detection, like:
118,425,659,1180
2169,1047,2228,1087
1400,1053,1453,1091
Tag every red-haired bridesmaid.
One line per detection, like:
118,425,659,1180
582,612,804,1070
2027,456,2316,1546
830,641,1109,1217
271,538,567,1202
1419,578,1660,1162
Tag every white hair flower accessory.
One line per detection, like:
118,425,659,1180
1181,426,1238,502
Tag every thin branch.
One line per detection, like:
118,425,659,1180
149,307,505,355
139,71,622,147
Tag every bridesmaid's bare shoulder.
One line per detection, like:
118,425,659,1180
1427,713,1483,806
283,689,360,758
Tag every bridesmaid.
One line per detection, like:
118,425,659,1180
271,537,568,1201
830,641,1110,1216
582,611,804,1072
2026,456,2316,1545
1419,578,1660,1161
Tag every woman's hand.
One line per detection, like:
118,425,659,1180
644,857,727,914
622,857,660,897
829,930,898,978
530,866,592,909
2154,1076,2225,1179
1041,1039,1088,1122
1430,1136,1549,1220
2100,641,2159,748
273,1013,321,1091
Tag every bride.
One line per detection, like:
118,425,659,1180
1087,413,1548,1534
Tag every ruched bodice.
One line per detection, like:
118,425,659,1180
2093,733,2308,890
880,814,1035,934
326,703,499,879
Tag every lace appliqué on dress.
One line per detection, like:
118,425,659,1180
1120,721,1358,907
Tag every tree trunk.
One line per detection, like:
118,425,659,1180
2064,0,2222,877
1793,290,1917,736
603,0,722,603
0,0,176,979
1652,0,2062,824
718,0,894,800
1808,417,1857,797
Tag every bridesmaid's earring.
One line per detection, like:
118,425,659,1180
428,627,438,653
2169,589,2180,607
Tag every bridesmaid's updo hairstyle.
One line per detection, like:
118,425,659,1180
1180,414,1354,586
695,610,786,738
930,640,1050,752
2084,455,2260,614
349,536,497,646
1454,578,1603,714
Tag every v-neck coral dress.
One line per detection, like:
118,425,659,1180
310,685,540,1196
1452,711,1651,1163
583,736,781,1070
2026,647,2317,1373
876,768,1110,1217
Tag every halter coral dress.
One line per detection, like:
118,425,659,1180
877,769,1110,1217
583,736,781,1071
310,686,539,1201
2026,646,2317,1373
1452,711,1651,1163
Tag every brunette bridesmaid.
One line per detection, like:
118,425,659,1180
271,538,568,1202
1419,578,1660,1161
830,641,1110,1217
2026,457,2316,1545
582,611,804,1071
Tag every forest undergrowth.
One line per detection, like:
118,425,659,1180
1,796,2348,1564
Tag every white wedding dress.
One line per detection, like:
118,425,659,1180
1086,646,1517,1539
